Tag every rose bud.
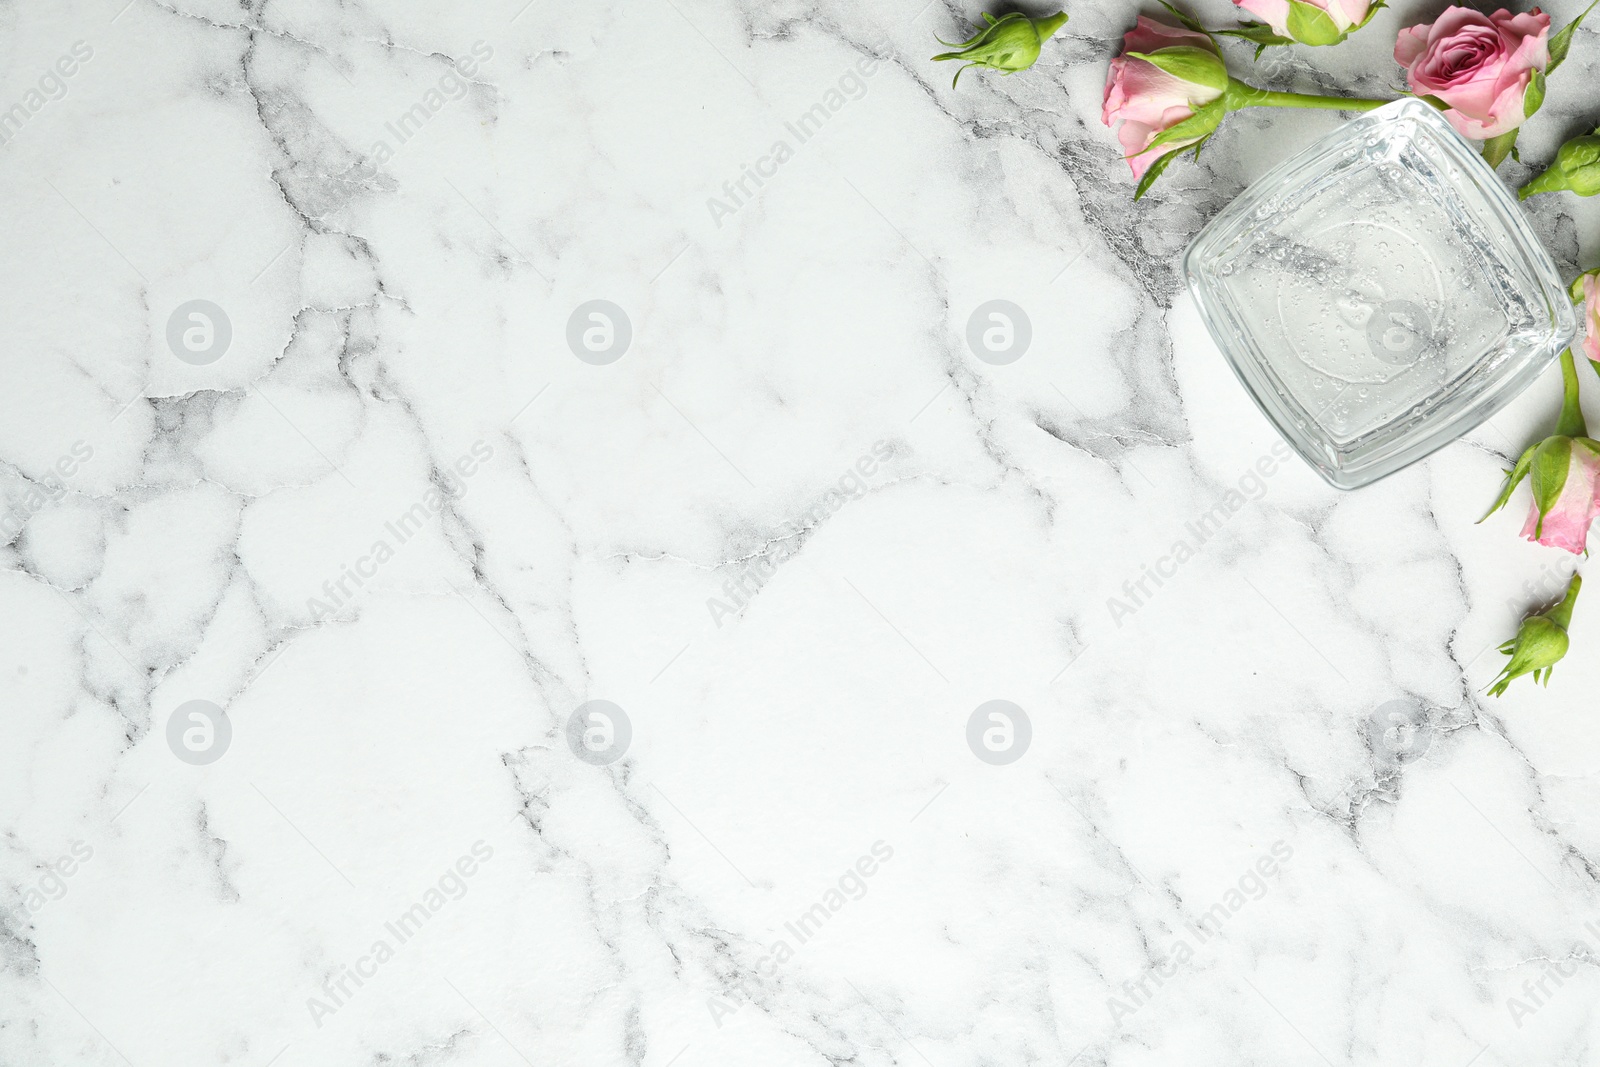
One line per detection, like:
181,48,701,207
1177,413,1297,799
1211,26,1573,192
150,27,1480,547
1488,574,1582,697
1103,11,1390,195
1227,0,1378,49
1520,435,1600,553
1102,17,1229,194
932,11,1069,88
1519,129,1600,199
1484,352,1600,554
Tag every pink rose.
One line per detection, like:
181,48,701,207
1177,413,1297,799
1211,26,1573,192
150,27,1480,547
1102,17,1227,180
1583,273,1599,366
1394,7,1551,140
1521,440,1600,553
1236,0,1372,40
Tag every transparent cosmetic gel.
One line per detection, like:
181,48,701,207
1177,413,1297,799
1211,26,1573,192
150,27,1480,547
1185,98,1576,489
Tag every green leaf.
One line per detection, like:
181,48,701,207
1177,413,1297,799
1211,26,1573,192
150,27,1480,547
1483,129,1520,169
1216,22,1296,48
1525,69,1546,119
1549,0,1600,73
1142,98,1226,152
933,12,1014,52
1133,149,1181,200
1530,437,1574,535
948,62,977,87
1557,350,1588,439
1126,46,1228,90
1417,94,1449,110
1352,0,1387,30
932,26,982,48
1549,23,1578,71
1156,0,1210,35
1481,442,1539,521
1285,0,1344,45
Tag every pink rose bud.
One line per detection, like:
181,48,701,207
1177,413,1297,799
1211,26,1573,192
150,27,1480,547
1394,6,1551,140
1102,17,1228,188
1483,351,1598,554
1519,437,1600,553
1234,0,1374,45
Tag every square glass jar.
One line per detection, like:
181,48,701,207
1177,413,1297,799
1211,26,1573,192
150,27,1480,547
1184,98,1576,489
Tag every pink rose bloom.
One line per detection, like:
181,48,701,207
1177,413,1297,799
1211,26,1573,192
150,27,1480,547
1522,442,1600,553
1583,273,1599,365
1236,0,1371,38
1394,7,1551,140
1103,17,1226,179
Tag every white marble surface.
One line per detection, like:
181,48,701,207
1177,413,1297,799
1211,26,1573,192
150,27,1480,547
5,0,1600,1064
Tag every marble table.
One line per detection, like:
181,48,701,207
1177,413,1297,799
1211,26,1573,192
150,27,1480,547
5,0,1600,1064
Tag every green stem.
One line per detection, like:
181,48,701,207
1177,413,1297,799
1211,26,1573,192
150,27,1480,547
1519,165,1566,200
1225,82,1392,111
1556,348,1589,439
1035,11,1069,39
1546,573,1583,630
